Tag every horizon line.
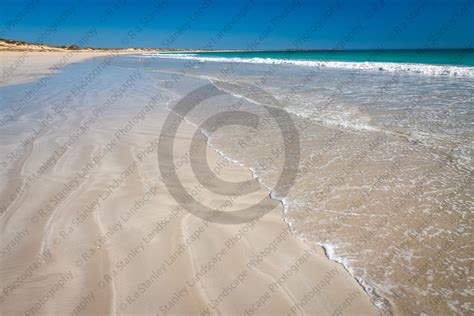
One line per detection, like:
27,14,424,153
1,38,473,52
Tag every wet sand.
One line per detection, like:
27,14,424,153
0,51,140,87
0,52,377,315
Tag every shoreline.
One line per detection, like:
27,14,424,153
204,81,390,314
155,97,381,315
174,75,385,314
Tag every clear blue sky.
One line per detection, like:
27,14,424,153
0,0,473,49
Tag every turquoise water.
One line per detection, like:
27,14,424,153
188,49,474,67
150,49,474,77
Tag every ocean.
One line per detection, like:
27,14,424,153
136,50,474,314
154,49,474,77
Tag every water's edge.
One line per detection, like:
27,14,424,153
166,75,389,315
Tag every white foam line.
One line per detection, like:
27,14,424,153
137,53,474,78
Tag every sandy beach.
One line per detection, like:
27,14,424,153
0,51,378,315
3,0,473,313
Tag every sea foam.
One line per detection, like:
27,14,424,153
139,53,474,78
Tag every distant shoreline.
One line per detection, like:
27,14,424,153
2,38,472,53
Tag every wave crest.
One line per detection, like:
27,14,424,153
139,53,474,78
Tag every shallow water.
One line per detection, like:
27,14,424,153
131,55,474,315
